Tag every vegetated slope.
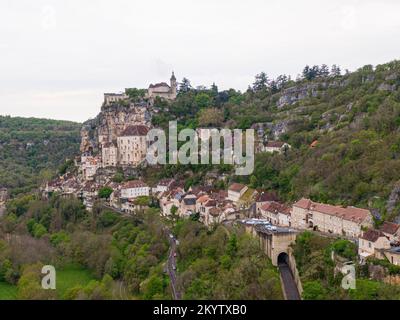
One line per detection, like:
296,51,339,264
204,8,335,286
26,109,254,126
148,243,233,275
292,231,400,300
152,60,400,221
174,220,283,300
0,116,81,196
0,196,171,300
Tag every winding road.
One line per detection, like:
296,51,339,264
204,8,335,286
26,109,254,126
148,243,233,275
164,227,181,300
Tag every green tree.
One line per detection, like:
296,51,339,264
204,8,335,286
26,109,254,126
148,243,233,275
195,93,211,109
302,281,327,300
98,187,113,199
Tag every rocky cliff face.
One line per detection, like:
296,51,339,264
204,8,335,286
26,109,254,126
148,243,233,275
80,103,151,154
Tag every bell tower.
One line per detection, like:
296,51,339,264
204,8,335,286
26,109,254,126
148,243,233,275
170,71,177,98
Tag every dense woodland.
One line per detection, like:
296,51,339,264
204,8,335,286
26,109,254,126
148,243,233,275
173,220,282,299
0,116,81,196
0,195,281,300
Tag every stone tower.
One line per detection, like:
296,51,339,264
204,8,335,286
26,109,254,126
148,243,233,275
170,71,177,96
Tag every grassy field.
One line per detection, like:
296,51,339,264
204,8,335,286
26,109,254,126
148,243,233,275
0,282,17,300
0,266,95,300
56,266,96,299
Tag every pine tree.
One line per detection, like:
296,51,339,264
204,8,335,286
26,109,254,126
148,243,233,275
179,78,192,93
252,72,269,92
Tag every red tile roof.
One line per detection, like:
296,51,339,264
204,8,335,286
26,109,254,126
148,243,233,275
379,222,400,235
158,178,175,187
256,191,279,203
122,180,148,189
293,198,371,223
197,195,210,204
204,200,217,207
261,201,291,215
121,125,149,137
209,207,222,217
228,183,247,193
361,229,386,242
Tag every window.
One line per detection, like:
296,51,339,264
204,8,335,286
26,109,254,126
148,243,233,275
368,242,371,248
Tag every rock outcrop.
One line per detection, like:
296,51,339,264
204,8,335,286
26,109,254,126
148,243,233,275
80,103,151,154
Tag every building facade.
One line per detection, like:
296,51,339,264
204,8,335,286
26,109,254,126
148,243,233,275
117,125,149,166
291,198,373,238
147,72,177,101
120,180,149,199
358,229,391,261
227,183,248,202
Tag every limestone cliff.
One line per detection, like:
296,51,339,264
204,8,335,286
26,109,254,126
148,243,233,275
80,102,151,154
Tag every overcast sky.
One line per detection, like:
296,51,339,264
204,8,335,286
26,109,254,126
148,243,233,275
1,0,399,122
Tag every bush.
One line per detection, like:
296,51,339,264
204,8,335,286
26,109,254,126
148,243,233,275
99,211,120,228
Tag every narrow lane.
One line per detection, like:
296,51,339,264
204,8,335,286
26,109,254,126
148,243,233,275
278,263,301,300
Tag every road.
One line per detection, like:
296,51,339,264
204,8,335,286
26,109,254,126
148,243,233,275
278,263,301,300
164,227,181,300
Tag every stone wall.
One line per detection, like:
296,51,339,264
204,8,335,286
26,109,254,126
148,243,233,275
287,247,303,297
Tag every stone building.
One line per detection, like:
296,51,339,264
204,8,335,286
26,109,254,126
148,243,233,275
147,72,177,101
291,198,373,238
227,183,248,203
358,229,391,261
379,221,400,242
101,142,118,167
117,125,149,166
120,180,149,199
104,93,128,106
384,247,400,266
81,155,101,180
259,201,291,227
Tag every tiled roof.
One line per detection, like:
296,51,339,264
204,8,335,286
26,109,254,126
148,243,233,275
310,140,319,148
293,198,312,209
293,198,371,223
122,180,148,189
228,183,247,193
261,201,291,215
210,190,228,202
158,178,175,187
256,191,279,203
205,200,217,207
209,207,222,217
266,141,285,148
379,222,400,235
197,195,210,204
361,229,386,242
149,82,170,89
121,125,149,137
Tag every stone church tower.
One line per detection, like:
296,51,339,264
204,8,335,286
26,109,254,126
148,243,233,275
170,71,177,96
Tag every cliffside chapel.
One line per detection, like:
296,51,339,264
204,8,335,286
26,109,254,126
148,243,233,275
146,72,177,101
